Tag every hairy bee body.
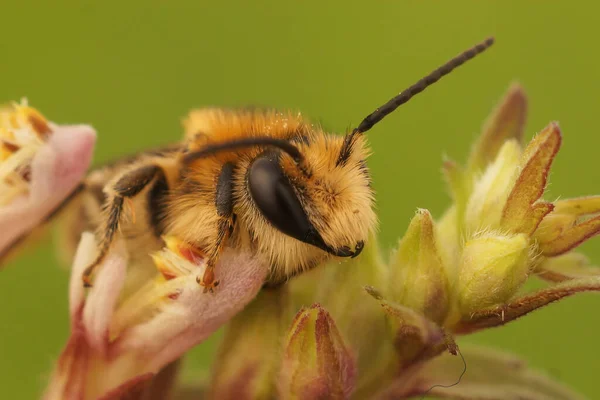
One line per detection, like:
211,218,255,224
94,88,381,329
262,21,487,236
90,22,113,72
54,146,176,286
6,38,494,290
59,108,376,286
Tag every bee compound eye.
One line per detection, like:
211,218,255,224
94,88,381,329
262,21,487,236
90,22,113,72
248,154,355,257
249,155,312,242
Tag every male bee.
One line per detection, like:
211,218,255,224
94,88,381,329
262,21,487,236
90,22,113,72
2,38,494,291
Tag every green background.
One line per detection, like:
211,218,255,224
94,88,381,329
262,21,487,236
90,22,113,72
1,1,599,398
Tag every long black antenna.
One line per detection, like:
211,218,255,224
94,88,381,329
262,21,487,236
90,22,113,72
337,37,494,166
356,37,494,134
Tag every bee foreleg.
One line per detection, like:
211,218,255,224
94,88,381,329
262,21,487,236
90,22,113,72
197,217,234,293
82,164,164,287
198,162,235,293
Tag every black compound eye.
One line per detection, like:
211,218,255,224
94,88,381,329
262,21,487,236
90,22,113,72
248,155,312,242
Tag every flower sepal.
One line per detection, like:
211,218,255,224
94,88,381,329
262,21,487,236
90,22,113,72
279,304,356,400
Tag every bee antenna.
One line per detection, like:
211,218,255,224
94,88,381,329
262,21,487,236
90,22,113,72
337,37,494,166
182,136,306,168
356,37,494,134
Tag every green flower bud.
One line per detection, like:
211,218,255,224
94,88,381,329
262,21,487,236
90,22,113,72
457,232,530,315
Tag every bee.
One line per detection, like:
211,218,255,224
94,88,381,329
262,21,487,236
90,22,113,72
2,38,494,291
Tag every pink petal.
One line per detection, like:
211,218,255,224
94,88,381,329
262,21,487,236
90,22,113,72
0,124,96,257
46,241,267,399
114,248,268,371
43,316,90,400
68,233,96,324
82,240,128,356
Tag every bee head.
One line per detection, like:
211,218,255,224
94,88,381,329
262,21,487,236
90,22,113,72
248,132,375,260
181,120,374,275
245,36,495,272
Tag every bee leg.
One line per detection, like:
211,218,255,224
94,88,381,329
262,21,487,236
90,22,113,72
197,217,234,293
197,162,235,293
82,164,164,287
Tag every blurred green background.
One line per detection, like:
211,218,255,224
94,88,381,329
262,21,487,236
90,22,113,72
1,1,599,398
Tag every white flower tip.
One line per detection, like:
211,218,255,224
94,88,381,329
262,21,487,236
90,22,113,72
32,124,97,194
114,248,268,372
0,105,97,260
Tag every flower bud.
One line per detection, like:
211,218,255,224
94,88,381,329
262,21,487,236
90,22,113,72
365,286,448,370
435,205,462,281
500,123,561,235
536,252,600,282
465,140,522,232
289,238,393,399
390,209,449,324
534,195,600,257
279,304,356,400
457,232,531,314
468,83,527,172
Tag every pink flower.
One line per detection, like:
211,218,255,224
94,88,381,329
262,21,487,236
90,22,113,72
43,234,266,399
0,101,96,259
